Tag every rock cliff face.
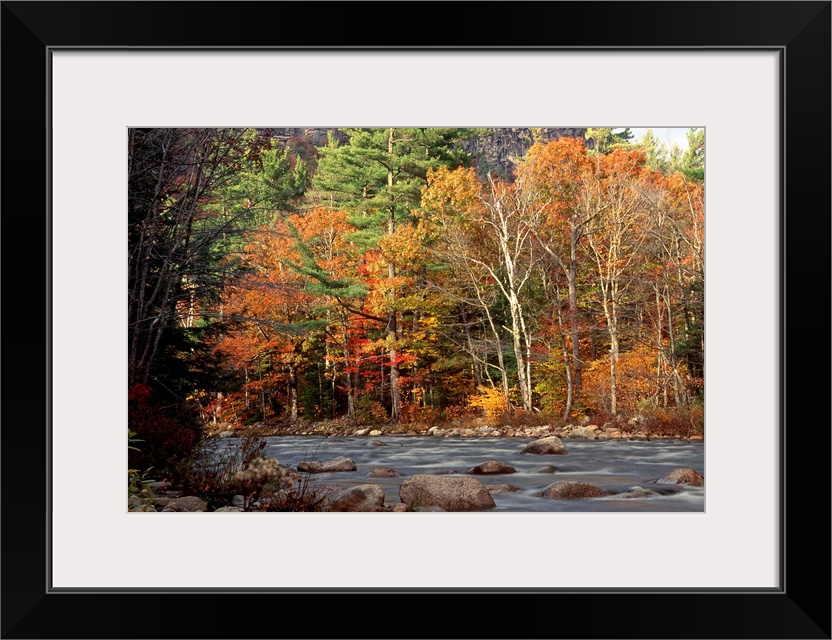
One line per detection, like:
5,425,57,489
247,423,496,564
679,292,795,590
267,127,586,179
270,127,336,149
460,127,587,178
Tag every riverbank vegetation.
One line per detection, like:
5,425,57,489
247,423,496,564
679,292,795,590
128,127,705,475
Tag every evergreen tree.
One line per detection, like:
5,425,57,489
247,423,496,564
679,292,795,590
679,128,705,180
637,128,671,172
311,128,472,419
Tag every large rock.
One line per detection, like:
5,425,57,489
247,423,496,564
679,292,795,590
619,486,661,499
297,456,357,473
467,460,517,475
128,495,156,512
146,481,171,495
487,484,518,494
161,496,208,512
656,468,704,487
540,482,611,499
367,467,401,478
326,485,385,512
518,436,567,455
399,475,496,511
570,426,597,439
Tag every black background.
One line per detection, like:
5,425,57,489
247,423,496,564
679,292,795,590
2,2,829,638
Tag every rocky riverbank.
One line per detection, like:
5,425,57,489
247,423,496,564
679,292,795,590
209,415,704,443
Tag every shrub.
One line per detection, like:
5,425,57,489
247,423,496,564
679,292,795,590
354,395,388,426
398,404,441,428
128,401,201,474
261,474,332,512
642,405,705,438
127,466,156,511
231,457,295,510
127,427,157,510
170,436,271,510
467,385,509,419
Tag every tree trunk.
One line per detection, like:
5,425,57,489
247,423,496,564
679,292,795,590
498,209,533,414
461,307,484,387
568,225,582,393
342,321,356,419
608,320,619,416
555,281,574,419
387,128,400,421
288,363,298,423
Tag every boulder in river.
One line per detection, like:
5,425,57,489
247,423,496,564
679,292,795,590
399,474,496,511
619,486,661,499
518,436,567,455
540,482,611,499
656,467,704,487
487,484,518,494
367,467,401,478
326,484,385,512
297,456,357,473
467,460,517,475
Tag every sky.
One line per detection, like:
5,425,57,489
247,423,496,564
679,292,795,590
625,127,701,151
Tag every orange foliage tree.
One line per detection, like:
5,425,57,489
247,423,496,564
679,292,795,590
211,207,363,424
518,137,596,417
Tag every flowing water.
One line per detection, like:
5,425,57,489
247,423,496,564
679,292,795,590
221,435,705,512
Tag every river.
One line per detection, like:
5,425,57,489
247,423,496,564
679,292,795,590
241,435,705,512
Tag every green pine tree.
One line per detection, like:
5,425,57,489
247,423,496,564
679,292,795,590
310,127,473,419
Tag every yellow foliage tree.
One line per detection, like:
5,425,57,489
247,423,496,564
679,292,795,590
468,385,509,419
582,348,669,415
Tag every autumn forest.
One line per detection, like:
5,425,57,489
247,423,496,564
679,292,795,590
128,127,704,472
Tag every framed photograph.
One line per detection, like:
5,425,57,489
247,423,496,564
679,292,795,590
3,2,829,638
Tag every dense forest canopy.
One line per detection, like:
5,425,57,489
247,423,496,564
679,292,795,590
128,127,704,470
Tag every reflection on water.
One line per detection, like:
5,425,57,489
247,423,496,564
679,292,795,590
220,435,705,513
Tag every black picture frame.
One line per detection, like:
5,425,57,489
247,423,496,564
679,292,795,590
2,2,829,638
